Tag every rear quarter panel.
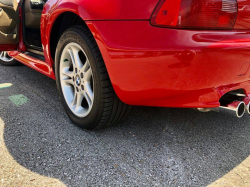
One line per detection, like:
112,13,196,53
39,0,250,108
57,0,158,20
43,0,159,21
41,0,159,67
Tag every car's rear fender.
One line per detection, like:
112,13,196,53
41,0,159,71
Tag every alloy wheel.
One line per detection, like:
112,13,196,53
60,43,94,118
0,51,13,62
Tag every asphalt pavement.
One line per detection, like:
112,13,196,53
0,64,250,187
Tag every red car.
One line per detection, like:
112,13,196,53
1,0,250,129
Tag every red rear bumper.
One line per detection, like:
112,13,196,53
88,21,250,108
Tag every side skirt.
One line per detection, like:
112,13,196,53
8,51,56,79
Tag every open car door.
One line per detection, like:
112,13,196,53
0,0,19,51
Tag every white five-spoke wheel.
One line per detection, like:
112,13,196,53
60,43,94,118
55,26,130,130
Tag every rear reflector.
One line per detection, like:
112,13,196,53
151,0,238,30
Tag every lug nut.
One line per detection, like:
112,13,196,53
81,73,84,78
81,85,84,90
75,68,78,73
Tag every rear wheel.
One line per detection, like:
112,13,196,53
55,26,130,130
0,51,19,66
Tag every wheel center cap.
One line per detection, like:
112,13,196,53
75,75,81,86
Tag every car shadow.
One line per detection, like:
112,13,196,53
1,65,250,187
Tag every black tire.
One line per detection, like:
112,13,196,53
0,51,19,66
55,25,131,130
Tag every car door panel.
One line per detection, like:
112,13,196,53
0,0,14,6
0,0,19,46
25,0,44,29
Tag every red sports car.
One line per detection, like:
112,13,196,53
1,0,250,129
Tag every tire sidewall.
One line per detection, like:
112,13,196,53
55,29,102,129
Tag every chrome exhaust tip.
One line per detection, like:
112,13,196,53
243,97,250,114
219,101,246,118
246,103,250,114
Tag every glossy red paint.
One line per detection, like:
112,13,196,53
45,0,159,20
0,45,17,51
18,6,26,52
40,0,160,69
86,21,250,108
5,0,250,109
9,51,55,78
235,0,250,29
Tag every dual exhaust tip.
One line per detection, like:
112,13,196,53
218,100,248,118
199,97,250,118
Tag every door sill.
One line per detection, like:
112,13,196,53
11,51,55,79
26,47,44,57
25,51,45,61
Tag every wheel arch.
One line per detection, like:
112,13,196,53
48,11,87,67
43,5,123,103
42,0,92,66
45,10,111,80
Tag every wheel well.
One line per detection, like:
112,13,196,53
49,12,87,65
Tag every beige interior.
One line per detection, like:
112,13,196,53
25,0,43,29
0,0,19,44
0,0,44,45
